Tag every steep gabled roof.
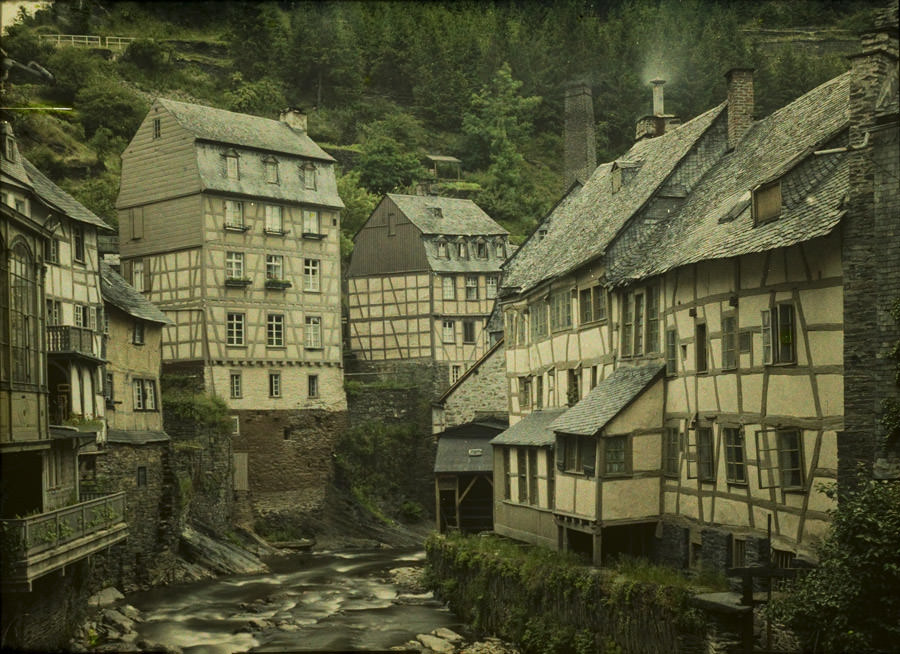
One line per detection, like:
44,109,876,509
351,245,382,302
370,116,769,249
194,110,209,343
100,262,173,325
503,103,725,294
491,408,567,446
21,158,113,231
387,194,508,236
551,363,664,436
608,72,852,285
156,98,335,162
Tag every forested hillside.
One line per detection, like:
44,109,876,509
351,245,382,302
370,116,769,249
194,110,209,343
1,0,880,246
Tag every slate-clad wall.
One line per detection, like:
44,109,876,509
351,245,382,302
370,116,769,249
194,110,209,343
437,343,508,432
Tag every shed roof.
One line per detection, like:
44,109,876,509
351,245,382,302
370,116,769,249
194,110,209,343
434,420,506,473
107,430,170,445
21,158,113,231
491,408,567,446
100,262,173,325
551,363,664,436
607,71,852,285
157,98,335,162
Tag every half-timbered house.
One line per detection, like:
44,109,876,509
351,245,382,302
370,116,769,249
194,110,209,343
347,194,509,388
493,18,898,572
117,100,346,516
1,123,126,602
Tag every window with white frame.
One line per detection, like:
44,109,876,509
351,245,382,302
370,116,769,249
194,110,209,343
579,285,606,324
269,372,281,397
267,314,284,347
225,200,244,228
550,290,572,332
437,240,448,258
465,276,478,300
308,374,319,398
756,428,804,490
265,205,284,233
266,254,283,280
73,225,85,263
304,259,320,291
530,303,548,341
133,321,145,345
302,163,316,190
133,258,145,292
621,290,645,357
503,449,512,500
761,304,795,365
132,379,157,411
46,300,61,326
304,316,322,349
227,313,245,346
486,275,498,299
518,377,532,409
723,427,746,484
45,238,59,264
451,365,461,384
457,241,467,259
442,319,455,343
8,244,38,385
303,210,320,235
230,372,242,398
495,240,504,258
105,372,114,406
225,152,239,180
88,306,97,331
226,251,244,279
442,276,455,300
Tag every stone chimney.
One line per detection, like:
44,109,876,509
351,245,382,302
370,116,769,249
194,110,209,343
725,68,754,150
564,82,597,187
841,1,900,485
635,78,681,141
279,107,307,132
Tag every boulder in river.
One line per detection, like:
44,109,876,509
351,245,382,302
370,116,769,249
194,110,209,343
417,633,456,654
88,587,124,607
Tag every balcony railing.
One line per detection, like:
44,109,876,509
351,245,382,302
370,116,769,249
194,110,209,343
1,492,127,589
47,325,97,357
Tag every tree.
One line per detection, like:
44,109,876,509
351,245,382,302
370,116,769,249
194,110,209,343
74,82,147,139
336,170,378,259
224,74,286,117
356,135,428,196
770,470,900,653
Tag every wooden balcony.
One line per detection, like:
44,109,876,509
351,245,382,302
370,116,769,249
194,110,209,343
46,325,99,360
1,492,128,591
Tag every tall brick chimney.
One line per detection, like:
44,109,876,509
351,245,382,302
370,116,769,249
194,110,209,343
564,82,597,187
841,1,900,485
725,68,755,150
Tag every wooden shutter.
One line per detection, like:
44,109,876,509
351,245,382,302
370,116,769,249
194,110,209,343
131,207,144,239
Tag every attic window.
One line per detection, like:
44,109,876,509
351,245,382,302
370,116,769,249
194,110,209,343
495,240,504,258
476,241,487,259
436,240,448,258
152,118,161,139
224,151,240,180
457,241,467,259
752,180,782,224
264,157,279,184
428,206,443,219
610,165,622,194
301,162,316,191
538,228,548,241
3,134,16,162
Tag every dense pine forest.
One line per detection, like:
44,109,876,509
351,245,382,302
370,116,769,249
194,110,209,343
1,0,881,246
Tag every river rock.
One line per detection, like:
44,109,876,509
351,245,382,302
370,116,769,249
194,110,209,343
138,639,183,653
89,587,124,607
390,566,427,592
119,604,143,622
433,628,464,643
101,608,135,633
417,634,456,654
180,526,269,576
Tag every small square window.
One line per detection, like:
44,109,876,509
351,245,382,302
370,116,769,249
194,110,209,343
269,372,281,397
308,374,319,398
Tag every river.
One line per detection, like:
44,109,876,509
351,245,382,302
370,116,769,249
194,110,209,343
125,548,466,654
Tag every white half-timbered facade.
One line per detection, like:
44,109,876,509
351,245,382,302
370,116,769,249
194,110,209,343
492,61,886,570
347,194,509,386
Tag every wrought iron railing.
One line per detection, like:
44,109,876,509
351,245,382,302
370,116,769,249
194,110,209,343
0,492,126,562
46,325,96,356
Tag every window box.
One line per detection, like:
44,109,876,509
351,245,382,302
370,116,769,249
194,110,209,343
264,228,290,236
265,279,293,290
302,231,325,240
224,223,251,233
225,277,253,287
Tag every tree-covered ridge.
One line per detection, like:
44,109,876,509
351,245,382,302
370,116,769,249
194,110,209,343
2,0,880,244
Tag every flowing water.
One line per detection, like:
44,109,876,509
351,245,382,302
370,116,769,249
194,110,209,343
127,549,465,654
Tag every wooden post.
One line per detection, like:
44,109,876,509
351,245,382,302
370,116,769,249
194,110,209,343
434,478,441,532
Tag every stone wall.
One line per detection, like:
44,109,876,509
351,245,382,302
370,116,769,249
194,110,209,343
233,408,346,518
434,341,508,433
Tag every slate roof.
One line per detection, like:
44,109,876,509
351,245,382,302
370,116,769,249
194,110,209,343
107,430,170,445
21,158,113,231
1,122,32,190
502,104,724,294
607,72,852,285
491,408,567,446
100,262,173,325
157,98,335,162
388,194,508,237
434,420,506,474
551,363,664,436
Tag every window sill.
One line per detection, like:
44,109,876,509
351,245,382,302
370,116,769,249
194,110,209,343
226,344,247,349
225,278,253,288
224,224,251,233
308,395,320,400
265,280,292,290
304,346,323,351
264,229,290,236
303,288,321,294
302,232,325,240
266,345,286,350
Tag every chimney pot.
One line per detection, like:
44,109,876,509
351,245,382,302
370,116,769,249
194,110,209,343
725,68,755,150
651,78,666,116
279,107,307,132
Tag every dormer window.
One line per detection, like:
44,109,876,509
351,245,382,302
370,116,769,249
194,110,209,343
264,157,279,184
476,241,487,259
4,134,17,162
752,180,782,224
457,241,467,259
224,150,240,180
495,240,505,258
436,240,448,258
301,162,317,191
152,118,161,139
610,164,622,194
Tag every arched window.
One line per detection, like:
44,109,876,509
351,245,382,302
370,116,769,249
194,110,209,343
9,242,39,385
